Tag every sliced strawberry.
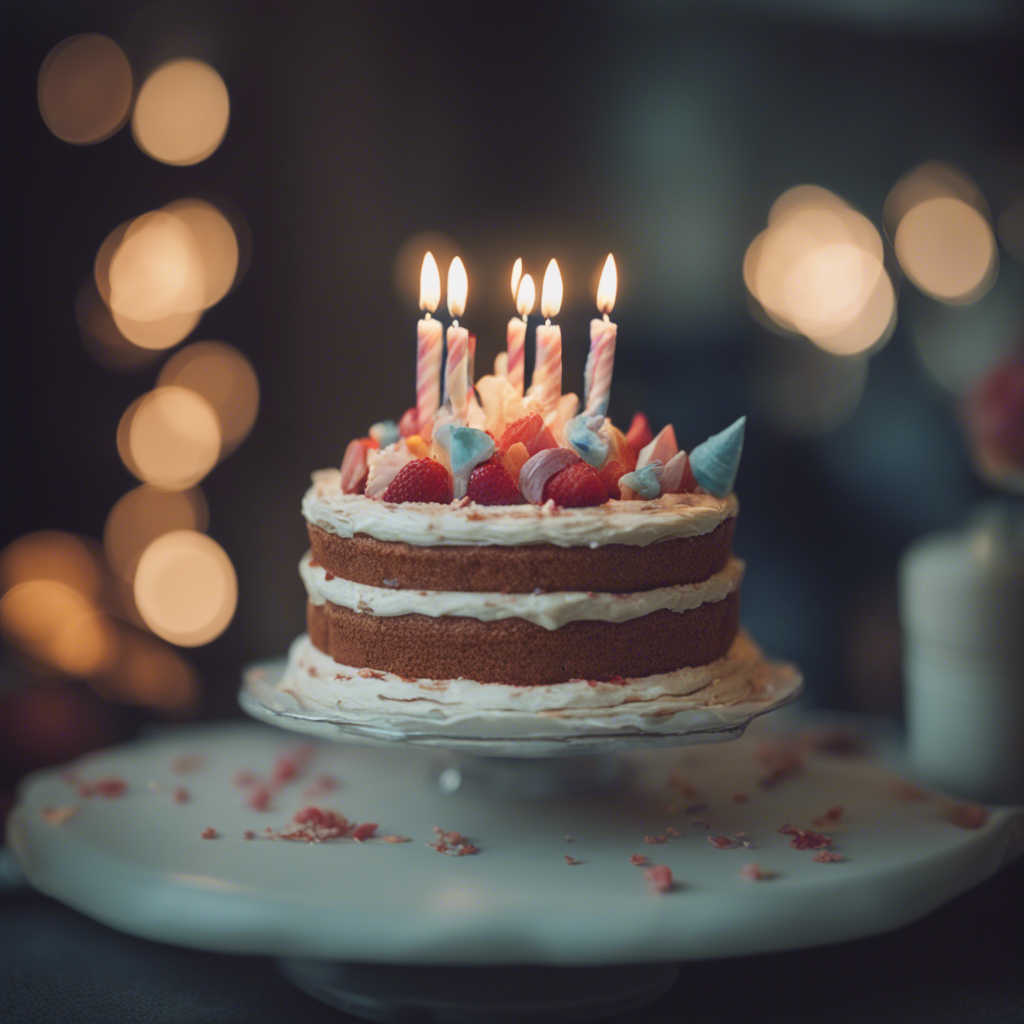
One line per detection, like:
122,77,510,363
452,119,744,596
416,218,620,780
605,424,637,474
598,459,626,499
339,437,375,494
626,412,653,454
525,425,558,455
498,413,543,452
381,458,453,503
543,462,608,508
467,459,523,505
398,407,418,437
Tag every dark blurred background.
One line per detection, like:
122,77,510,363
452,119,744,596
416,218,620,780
5,0,1024,796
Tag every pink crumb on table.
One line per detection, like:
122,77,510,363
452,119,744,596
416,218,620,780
946,803,989,829
812,850,846,863
812,805,843,826
243,830,256,840
351,822,378,841
247,786,272,811
564,855,582,866
644,864,674,893
629,854,650,866
778,824,833,850
201,827,218,839
379,835,412,843
78,776,127,799
171,754,205,774
429,826,479,856
708,835,739,850
740,863,775,881
173,787,190,804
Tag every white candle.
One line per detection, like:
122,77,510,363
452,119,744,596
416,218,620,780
530,259,563,415
416,252,442,440
444,256,470,423
584,254,618,416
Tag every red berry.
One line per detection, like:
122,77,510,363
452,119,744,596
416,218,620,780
467,459,523,505
381,458,453,503
543,462,608,508
626,412,653,454
525,425,558,455
598,459,626,499
498,413,543,452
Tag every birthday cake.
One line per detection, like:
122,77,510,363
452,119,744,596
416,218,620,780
278,254,792,729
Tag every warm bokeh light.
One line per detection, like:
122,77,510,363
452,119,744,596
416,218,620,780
133,531,237,646
95,628,201,712
131,58,229,166
107,210,204,325
104,485,209,582
0,580,117,677
157,341,259,455
119,386,221,490
541,258,563,319
883,162,987,240
596,253,617,314
394,232,460,307
37,34,133,145
111,307,201,350
419,252,441,312
75,280,164,369
1,531,104,599
163,199,240,308
447,257,468,319
744,185,894,356
894,196,998,304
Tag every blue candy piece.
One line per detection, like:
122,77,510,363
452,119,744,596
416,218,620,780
689,416,745,498
369,420,400,448
448,426,495,477
566,413,609,468
619,462,663,499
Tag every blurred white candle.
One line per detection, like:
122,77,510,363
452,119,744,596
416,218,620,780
531,259,563,415
506,260,535,396
416,252,442,440
585,254,618,416
444,256,470,423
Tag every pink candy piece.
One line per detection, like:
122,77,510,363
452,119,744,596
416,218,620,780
637,424,678,471
399,407,418,438
365,447,415,498
340,440,370,494
644,864,674,893
661,450,697,493
519,447,580,504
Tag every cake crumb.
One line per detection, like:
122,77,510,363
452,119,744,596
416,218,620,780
629,854,650,866
644,864,675,893
243,830,257,840
740,863,775,881
564,855,583,866
379,834,412,843
247,785,272,812
201,827,219,839
708,834,739,850
173,786,190,804
778,824,833,850
40,805,77,826
430,825,479,856
812,850,846,863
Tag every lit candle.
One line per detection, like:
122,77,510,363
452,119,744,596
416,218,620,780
416,252,443,440
584,253,618,416
530,258,563,415
506,264,535,397
444,256,470,423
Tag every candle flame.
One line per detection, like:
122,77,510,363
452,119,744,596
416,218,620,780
419,252,440,313
541,258,562,320
510,257,523,302
447,256,467,319
597,253,617,315
516,273,536,318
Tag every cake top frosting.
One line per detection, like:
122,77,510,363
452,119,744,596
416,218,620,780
304,469,738,547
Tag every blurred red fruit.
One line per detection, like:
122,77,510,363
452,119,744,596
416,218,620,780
381,458,453,503
544,462,608,507
626,412,653,453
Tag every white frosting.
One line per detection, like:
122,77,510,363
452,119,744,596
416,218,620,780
278,632,773,720
300,552,744,630
303,468,738,548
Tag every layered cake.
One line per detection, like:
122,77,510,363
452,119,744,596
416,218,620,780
277,254,794,731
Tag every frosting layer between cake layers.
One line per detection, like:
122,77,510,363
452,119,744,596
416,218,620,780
299,470,742,686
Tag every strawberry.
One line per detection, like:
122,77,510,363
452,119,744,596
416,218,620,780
598,459,626,499
467,459,523,505
543,462,608,508
381,458,453,503
626,413,653,454
339,437,375,494
525,425,558,455
498,413,544,452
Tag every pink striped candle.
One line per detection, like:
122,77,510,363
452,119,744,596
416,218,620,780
506,271,535,397
416,252,443,440
530,259,564,415
585,254,618,416
445,324,470,422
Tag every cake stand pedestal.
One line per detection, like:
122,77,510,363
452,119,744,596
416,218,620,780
7,683,1024,1020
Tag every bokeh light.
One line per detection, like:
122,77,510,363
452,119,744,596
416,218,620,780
158,341,259,455
0,531,104,599
118,386,221,490
744,186,894,355
37,34,133,145
162,199,239,308
883,161,988,239
133,531,237,647
894,196,998,304
131,58,229,166
104,485,209,582
0,580,117,677
95,628,201,712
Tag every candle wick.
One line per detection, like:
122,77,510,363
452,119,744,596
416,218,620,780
452,318,459,328
424,311,432,320
545,318,551,327
603,312,610,323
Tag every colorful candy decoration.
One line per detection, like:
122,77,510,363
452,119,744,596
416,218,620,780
619,462,663,500
519,447,579,504
661,450,697,493
369,420,400,448
637,424,678,471
339,438,373,494
364,445,416,498
566,413,610,468
689,416,746,498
